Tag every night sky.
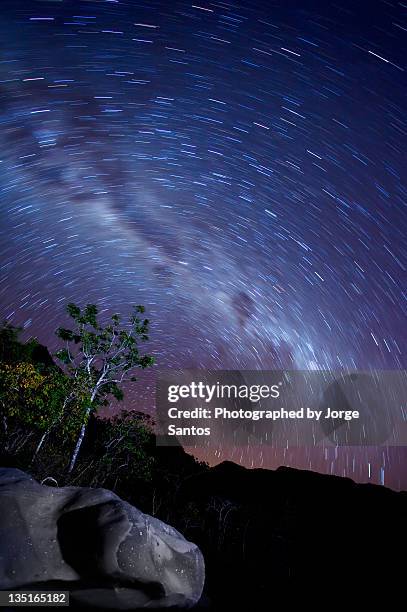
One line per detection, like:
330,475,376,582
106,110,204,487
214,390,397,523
1,0,406,488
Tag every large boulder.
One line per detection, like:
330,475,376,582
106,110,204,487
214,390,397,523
0,468,204,609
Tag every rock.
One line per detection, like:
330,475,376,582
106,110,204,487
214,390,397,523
0,468,204,609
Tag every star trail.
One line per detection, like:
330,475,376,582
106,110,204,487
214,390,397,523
0,0,406,488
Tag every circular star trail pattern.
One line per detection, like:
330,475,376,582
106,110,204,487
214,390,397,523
0,0,406,488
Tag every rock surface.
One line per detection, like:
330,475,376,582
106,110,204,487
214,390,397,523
0,468,204,609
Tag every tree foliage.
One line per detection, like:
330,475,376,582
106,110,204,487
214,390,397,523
0,362,68,431
0,323,54,369
75,410,156,489
0,326,76,459
55,303,155,471
56,303,154,403
0,304,155,475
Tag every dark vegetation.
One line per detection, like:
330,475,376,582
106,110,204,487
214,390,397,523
0,308,208,525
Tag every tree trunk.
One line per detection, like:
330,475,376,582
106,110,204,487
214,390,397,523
37,393,73,466
68,406,91,473
31,430,48,464
2,415,8,452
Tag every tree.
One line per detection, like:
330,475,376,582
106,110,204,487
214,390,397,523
0,323,24,363
0,322,54,369
0,324,80,463
0,361,72,458
55,303,154,473
71,410,156,490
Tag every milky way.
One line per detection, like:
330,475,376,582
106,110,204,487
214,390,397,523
1,0,406,488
